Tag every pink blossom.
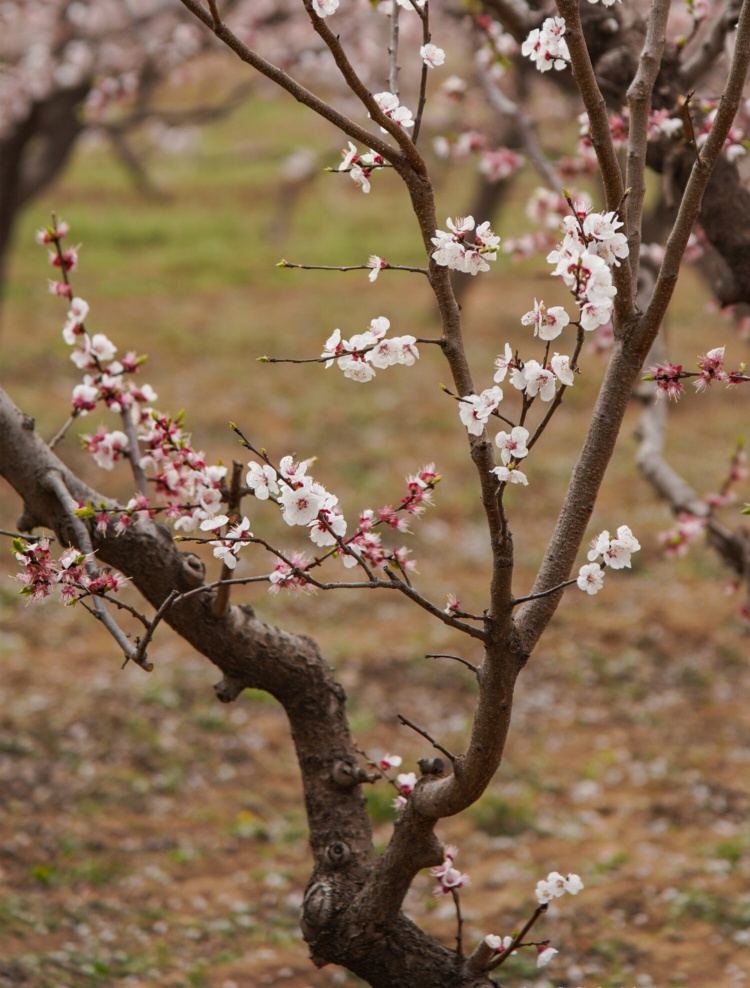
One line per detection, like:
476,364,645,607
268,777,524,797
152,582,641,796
648,361,685,400
71,380,100,414
388,546,415,573
48,280,72,298
431,849,470,898
588,525,640,569
511,360,556,401
420,43,445,69
577,562,604,594
312,0,339,16
309,505,347,546
694,346,728,391
479,148,523,183
521,298,570,340
522,17,570,72
551,352,575,386
432,216,499,275
379,753,402,771
367,255,386,281
494,343,516,383
659,512,706,557
491,464,529,486
396,771,417,796
49,247,78,272
246,462,279,500
62,296,89,343
458,386,503,435
278,479,328,527
537,945,559,967
372,92,414,130
484,933,515,954
35,220,69,245
494,425,530,465
268,552,312,594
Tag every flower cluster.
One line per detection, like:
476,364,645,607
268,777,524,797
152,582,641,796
522,17,570,73
13,537,127,604
199,515,253,570
246,455,346,549
392,771,417,811
321,317,419,382
81,426,130,471
457,342,575,487
63,297,155,415
431,846,470,898
37,223,157,420
577,524,641,594
546,206,628,332
268,551,313,594
341,466,438,572
511,352,574,399
458,386,503,436
647,347,747,400
481,870,584,973
372,91,414,131
338,142,385,194
138,412,228,533
535,870,584,904
431,215,500,275
659,512,707,558
695,346,730,392
433,131,524,185
491,425,530,486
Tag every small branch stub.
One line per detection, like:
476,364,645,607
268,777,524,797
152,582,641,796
213,674,246,703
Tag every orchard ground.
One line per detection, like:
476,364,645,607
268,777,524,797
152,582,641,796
1,61,749,988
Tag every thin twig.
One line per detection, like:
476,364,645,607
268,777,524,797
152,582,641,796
212,461,243,617
450,888,464,958
512,576,578,606
1,530,55,542
388,1,400,99
397,714,457,763
625,0,670,288
129,589,181,669
48,414,77,450
278,260,429,277
178,0,404,169
425,652,480,674
412,5,431,145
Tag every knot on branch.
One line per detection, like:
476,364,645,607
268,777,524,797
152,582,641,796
418,757,445,777
301,879,336,938
325,841,352,869
180,551,206,586
16,509,42,534
332,760,377,789
213,674,246,703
